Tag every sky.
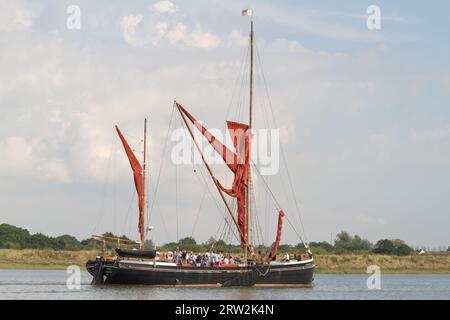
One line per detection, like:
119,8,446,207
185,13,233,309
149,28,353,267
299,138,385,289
0,0,449,249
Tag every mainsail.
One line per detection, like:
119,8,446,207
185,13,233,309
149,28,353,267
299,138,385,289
115,125,145,246
176,102,252,248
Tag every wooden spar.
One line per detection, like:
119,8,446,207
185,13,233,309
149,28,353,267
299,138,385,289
141,118,148,250
91,234,138,245
175,102,249,249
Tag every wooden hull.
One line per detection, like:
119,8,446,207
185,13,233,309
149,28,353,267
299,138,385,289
86,259,315,287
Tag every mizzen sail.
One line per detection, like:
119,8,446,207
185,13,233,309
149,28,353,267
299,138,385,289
115,125,145,245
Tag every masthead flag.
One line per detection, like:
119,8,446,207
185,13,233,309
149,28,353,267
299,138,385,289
241,9,253,16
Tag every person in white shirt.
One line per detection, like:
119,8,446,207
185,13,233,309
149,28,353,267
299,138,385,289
283,252,290,262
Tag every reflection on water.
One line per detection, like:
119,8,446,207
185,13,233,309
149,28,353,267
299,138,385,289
0,269,449,300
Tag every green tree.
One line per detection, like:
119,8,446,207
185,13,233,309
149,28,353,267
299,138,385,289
56,235,82,250
80,238,103,250
0,224,31,249
178,237,198,251
205,237,216,247
396,243,413,256
373,239,396,255
348,235,373,252
334,231,352,251
144,239,155,250
309,241,334,254
29,233,52,249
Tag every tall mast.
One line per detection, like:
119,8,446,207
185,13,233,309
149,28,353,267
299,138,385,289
141,118,148,250
249,19,254,128
245,18,254,262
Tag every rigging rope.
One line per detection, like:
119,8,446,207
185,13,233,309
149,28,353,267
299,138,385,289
147,105,176,243
255,42,309,245
92,130,116,235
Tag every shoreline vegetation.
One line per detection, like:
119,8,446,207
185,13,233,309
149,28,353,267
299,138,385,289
1,223,449,274
0,249,449,274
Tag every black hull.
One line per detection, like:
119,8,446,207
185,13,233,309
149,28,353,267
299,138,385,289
86,259,315,287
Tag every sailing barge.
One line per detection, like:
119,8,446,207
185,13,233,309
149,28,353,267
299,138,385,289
87,12,315,287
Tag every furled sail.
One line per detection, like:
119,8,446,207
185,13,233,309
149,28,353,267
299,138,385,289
115,125,144,244
214,121,252,247
177,103,252,247
270,210,285,259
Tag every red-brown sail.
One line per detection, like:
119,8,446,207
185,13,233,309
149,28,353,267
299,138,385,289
177,103,252,248
214,121,252,247
177,103,239,172
115,125,145,245
270,210,285,259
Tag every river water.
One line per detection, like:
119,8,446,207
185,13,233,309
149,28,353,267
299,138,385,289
0,269,449,299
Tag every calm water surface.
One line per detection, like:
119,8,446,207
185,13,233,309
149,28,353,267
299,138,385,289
0,269,449,299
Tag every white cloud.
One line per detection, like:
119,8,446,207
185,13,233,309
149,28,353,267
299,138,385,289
168,22,186,43
120,14,144,46
0,136,69,183
152,22,169,45
353,214,386,225
0,0,34,31
227,29,247,47
255,3,383,42
410,126,450,143
168,23,220,48
153,0,178,14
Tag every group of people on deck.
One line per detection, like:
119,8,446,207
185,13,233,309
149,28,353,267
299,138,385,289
161,249,312,266
171,250,241,267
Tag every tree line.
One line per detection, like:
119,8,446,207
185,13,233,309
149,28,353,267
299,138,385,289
1,224,448,256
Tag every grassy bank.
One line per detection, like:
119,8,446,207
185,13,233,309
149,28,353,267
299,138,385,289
0,249,449,274
314,254,450,274
0,249,102,270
